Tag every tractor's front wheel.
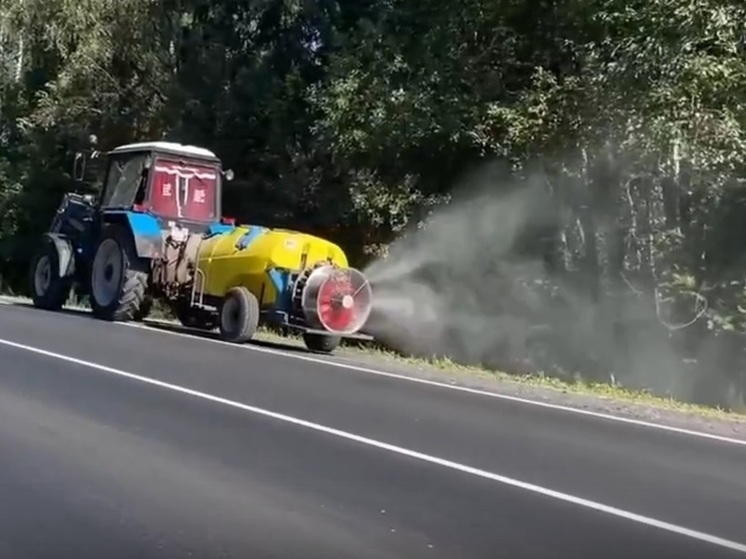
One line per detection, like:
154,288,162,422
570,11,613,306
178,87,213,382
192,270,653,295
89,225,148,322
218,286,259,343
28,237,71,311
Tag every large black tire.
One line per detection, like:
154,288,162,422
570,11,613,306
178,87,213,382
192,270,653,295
89,224,149,322
218,286,259,343
28,237,72,311
302,332,341,354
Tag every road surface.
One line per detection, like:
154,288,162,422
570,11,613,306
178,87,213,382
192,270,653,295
0,300,744,559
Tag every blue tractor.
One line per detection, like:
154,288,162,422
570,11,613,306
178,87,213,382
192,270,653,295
28,137,236,324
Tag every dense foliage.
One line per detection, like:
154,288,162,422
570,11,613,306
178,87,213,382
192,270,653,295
1,0,745,407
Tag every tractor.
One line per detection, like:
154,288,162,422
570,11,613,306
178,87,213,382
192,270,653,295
28,137,373,353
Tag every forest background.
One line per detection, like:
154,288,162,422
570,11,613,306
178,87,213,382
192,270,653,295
2,0,746,409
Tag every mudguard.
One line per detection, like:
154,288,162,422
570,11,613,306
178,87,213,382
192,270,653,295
108,211,164,258
205,222,237,237
44,233,76,277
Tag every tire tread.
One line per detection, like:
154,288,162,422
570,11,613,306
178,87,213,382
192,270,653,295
302,332,341,354
90,224,149,322
29,238,72,311
219,286,259,343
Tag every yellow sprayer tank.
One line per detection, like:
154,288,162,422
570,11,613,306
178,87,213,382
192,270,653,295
195,225,349,305
152,221,373,353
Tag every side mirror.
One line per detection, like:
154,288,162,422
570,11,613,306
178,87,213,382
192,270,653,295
72,134,100,182
223,169,234,181
73,152,86,182
73,150,101,182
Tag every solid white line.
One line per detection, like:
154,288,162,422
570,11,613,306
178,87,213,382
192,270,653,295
0,336,745,553
120,320,746,447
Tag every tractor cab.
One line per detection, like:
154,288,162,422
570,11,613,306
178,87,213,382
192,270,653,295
83,141,234,230
28,137,237,315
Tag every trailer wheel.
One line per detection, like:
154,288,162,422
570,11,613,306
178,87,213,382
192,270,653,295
29,237,71,311
302,332,341,354
90,225,148,322
219,286,259,343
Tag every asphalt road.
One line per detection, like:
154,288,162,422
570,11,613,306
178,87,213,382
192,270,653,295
0,301,744,559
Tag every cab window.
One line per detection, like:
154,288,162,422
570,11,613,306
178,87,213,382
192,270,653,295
149,158,218,221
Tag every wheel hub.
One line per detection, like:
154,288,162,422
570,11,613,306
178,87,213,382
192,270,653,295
34,255,51,295
222,298,239,330
91,238,123,307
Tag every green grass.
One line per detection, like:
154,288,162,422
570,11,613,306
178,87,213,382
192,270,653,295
338,347,739,416
3,291,745,422
247,322,746,421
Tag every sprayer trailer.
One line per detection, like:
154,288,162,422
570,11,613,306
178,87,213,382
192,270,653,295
152,222,374,352
28,136,373,353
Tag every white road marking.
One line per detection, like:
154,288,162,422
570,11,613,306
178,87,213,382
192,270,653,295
0,337,745,553
1,295,745,446
119,320,746,447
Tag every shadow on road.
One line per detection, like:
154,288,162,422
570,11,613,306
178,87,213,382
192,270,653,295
2,299,335,357
4,301,90,320
141,319,316,356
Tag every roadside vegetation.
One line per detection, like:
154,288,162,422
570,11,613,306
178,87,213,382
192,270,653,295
2,0,746,412
3,290,744,421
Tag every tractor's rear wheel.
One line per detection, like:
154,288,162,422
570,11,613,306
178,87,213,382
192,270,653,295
89,225,148,322
302,332,341,354
28,237,71,311
218,286,259,343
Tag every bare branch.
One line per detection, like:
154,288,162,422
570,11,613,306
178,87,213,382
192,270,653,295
654,287,708,331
